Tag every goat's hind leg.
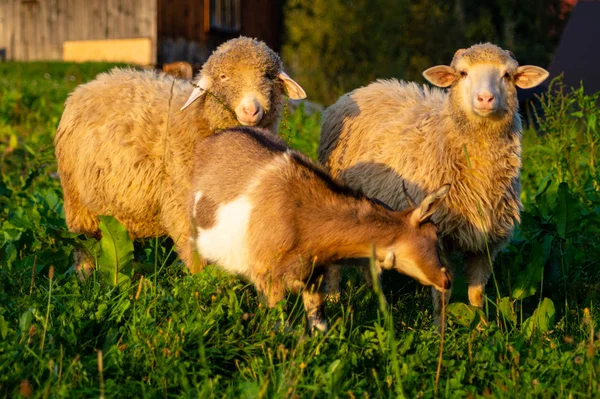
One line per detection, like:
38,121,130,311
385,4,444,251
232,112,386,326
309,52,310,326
324,264,341,303
302,270,327,333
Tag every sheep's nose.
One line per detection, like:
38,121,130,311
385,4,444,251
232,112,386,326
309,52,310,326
243,104,259,116
476,91,495,105
235,97,264,125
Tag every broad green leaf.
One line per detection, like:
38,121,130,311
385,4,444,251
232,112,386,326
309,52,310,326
0,313,8,339
19,308,34,332
534,174,552,199
556,182,580,239
512,242,544,300
446,303,485,329
98,216,134,286
497,297,517,326
522,298,555,338
587,113,597,133
328,359,341,374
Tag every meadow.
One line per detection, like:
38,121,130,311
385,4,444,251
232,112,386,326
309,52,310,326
0,62,599,398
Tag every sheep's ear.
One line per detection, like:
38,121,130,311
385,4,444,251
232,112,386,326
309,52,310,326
423,66,457,88
514,66,549,89
410,184,450,226
180,75,212,111
279,71,306,100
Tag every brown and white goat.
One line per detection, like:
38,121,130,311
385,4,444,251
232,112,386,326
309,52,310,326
190,126,452,331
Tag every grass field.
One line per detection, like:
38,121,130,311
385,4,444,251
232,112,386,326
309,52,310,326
1,62,599,398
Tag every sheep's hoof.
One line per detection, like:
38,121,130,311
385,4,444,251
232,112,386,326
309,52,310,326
307,315,328,335
73,249,95,282
325,292,341,303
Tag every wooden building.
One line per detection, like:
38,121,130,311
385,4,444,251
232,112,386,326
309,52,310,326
0,0,282,66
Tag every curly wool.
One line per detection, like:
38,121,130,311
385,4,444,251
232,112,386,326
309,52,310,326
319,45,522,254
54,37,293,272
198,37,286,131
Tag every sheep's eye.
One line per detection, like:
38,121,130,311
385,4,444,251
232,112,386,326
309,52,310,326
459,71,468,78
220,74,228,80
265,72,276,80
503,72,510,79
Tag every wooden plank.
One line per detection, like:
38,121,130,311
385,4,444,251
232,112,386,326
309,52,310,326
0,1,12,59
13,0,21,60
63,37,153,65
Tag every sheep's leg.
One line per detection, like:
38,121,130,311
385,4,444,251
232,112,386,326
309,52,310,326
175,238,207,274
465,252,493,308
62,188,100,237
302,272,327,332
162,201,208,274
61,188,101,280
324,265,341,303
73,248,96,281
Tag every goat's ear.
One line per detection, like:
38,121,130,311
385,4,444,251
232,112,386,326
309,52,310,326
279,71,306,100
410,184,450,225
423,66,457,88
375,251,395,271
382,251,395,269
514,66,549,89
181,75,212,111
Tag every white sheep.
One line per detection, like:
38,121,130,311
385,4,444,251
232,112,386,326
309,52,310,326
319,43,549,322
54,36,306,274
190,126,451,331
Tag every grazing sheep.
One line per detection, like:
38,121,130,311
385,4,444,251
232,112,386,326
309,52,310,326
190,126,452,331
162,61,194,80
319,43,548,322
54,36,306,274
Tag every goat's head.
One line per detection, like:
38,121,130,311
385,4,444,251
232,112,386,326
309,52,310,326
377,184,452,293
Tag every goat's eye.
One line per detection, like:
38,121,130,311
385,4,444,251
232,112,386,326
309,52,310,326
459,71,468,78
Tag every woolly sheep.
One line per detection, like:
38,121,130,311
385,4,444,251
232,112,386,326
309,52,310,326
54,36,306,274
318,43,549,323
190,126,451,331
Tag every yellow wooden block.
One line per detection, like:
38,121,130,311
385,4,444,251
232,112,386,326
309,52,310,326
63,38,153,65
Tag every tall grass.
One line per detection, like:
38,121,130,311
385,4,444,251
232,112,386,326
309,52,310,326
0,63,599,398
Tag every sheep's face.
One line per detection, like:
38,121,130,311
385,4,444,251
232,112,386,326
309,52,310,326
423,43,548,121
181,37,306,131
380,185,452,293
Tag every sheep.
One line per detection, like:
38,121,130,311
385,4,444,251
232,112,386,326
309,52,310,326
190,126,452,331
318,43,549,323
162,61,194,80
54,36,306,275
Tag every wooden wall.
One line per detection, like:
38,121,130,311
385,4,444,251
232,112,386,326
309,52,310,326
0,0,157,62
157,0,282,65
0,0,283,65
241,0,281,52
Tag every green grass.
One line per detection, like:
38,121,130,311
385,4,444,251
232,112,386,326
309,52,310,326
1,62,599,398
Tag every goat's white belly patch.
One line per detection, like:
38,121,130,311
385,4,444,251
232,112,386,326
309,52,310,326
195,195,252,276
